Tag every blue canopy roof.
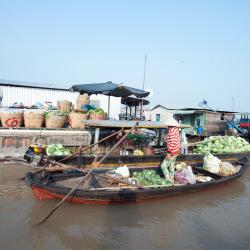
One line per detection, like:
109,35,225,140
70,81,150,98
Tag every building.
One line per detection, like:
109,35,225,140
0,79,121,119
151,105,237,135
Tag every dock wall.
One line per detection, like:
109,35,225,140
0,129,91,158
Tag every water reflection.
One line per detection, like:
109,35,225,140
27,172,249,250
0,163,250,250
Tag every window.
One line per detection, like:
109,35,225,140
156,114,160,121
196,118,201,127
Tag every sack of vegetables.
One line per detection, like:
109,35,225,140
45,110,68,129
88,108,106,120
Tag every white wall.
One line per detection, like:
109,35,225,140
0,86,121,119
150,106,174,122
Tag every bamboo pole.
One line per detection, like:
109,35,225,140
36,123,138,225
58,128,124,163
91,123,138,168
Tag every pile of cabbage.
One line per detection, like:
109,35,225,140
132,170,172,186
193,136,250,154
46,144,71,156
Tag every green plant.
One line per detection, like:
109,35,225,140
45,110,68,119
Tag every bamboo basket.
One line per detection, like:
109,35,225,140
57,100,72,113
45,115,67,129
69,112,88,129
76,94,90,109
24,112,45,128
0,112,23,128
89,113,106,120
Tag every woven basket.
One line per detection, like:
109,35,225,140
57,100,72,113
76,94,90,109
69,112,88,129
89,113,106,120
45,115,67,129
24,112,44,128
0,112,23,128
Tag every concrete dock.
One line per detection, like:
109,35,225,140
0,128,90,158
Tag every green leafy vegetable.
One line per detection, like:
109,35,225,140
193,136,250,154
46,144,71,156
45,110,68,119
132,170,172,186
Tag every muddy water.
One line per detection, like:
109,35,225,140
0,162,250,250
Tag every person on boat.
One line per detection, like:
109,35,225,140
197,125,203,136
165,118,181,159
181,129,188,154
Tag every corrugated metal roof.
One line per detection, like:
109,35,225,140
151,104,237,114
0,79,70,91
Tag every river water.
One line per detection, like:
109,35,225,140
0,162,250,250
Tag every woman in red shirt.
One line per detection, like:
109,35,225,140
166,126,181,158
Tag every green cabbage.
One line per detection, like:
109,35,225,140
193,136,250,155
46,144,71,156
132,170,172,186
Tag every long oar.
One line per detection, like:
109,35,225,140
58,128,124,163
36,169,93,225
37,123,137,225
91,123,138,168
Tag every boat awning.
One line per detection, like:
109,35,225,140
83,120,190,129
70,82,150,98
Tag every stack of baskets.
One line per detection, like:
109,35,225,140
69,112,89,129
76,93,90,110
89,113,106,120
0,110,23,128
24,111,45,128
45,111,68,129
57,100,72,113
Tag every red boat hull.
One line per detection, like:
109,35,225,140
32,186,118,205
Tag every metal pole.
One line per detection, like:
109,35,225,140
135,103,137,119
108,95,110,119
140,55,147,120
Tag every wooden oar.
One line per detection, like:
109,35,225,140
58,128,124,163
91,123,138,168
36,123,137,225
36,169,93,225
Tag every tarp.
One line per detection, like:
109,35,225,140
70,82,150,98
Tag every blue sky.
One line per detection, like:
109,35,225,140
0,0,249,111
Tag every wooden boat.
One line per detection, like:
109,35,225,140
63,152,250,169
25,157,248,205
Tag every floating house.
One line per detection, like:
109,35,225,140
151,105,237,135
